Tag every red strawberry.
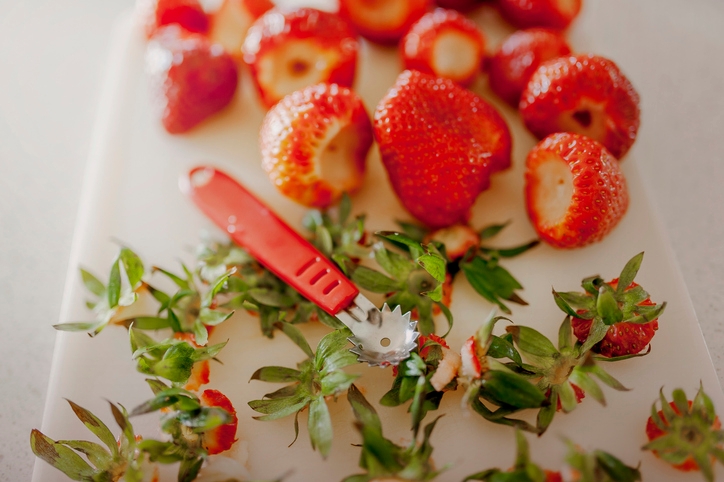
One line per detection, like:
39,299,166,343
401,8,486,87
524,132,629,248
644,386,723,475
497,0,582,30
459,335,483,378
520,54,641,159
339,0,430,45
374,70,512,228
207,0,273,59
435,0,485,12
260,83,373,208
147,25,239,134
173,331,211,391
242,8,359,108
137,0,209,39
200,389,238,455
488,28,571,106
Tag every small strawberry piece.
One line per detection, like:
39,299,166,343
401,9,485,87
459,335,483,378
547,383,585,411
260,83,373,208
339,0,430,45
497,0,582,30
644,386,723,477
488,28,571,106
524,132,629,249
430,347,462,391
418,333,449,359
242,8,359,107
426,224,480,260
137,0,209,39
520,54,641,159
200,389,238,455
374,70,512,228
544,471,563,482
173,332,211,391
207,0,273,59
147,25,238,134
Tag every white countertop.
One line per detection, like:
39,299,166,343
1,0,723,480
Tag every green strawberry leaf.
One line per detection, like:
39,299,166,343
66,400,118,457
30,429,96,480
616,252,644,296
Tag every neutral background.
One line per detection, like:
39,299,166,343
1,0,723,480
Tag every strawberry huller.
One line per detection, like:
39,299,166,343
182,166,419,366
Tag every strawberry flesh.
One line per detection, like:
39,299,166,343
138,0,210,39
207,0,273,59
374,70,511,228
242,8,359,107
260,83,373,208
147,25,238,134
401,8,486,87
497,0,582,30
339,0,429,44
524,132,629,248
520,54,641,159
200,389,238,455
488,28,571,106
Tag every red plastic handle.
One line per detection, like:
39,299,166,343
183,166,359,315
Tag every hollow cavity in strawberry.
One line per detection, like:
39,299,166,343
260,83,373,208
242,8,359,107
374,70,511,229
339,0,429,44
207,0,273,59
520,54,641,159
147,25,239,134
138,0,209,39
401,8,486,87
200,389,238,455
497,0,582,30
644,386,724,478
488,28,571,106
524,133,629,249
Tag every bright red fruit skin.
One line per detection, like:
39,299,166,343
520,54,641,159
138,0,209,38
497,0,582,30
488,28,571,105
435,0,484,12
524,133,629,248
339,0,430,44
147,26,239,134
200,389,238,455
401,8,486,87
260,83,373,208
374,70,511,229
242,8,358,108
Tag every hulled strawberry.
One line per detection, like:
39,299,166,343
524,133,629,249
200,389,238,455
644,385,724,480
497,0,582,30
207,0,273,59
488,28,571,106
146,25,239,134
339,0,430,45
242,8,359,107
520,54,641,158
554,252,666,358
401,9,486,87
260,83,373,208
374,70,511,228
137,0,209,39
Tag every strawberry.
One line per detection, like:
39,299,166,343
426,224,480,260
554,252,666,358
524,132,629,249
401,8,486,87
199,389,238,455
173,331,211,391
338,0,430,45
146,25,238,134
497,0,582,30
520,54,641,159
435,0,485,12
242,8,359,108
644,385,724,480
206,0,273,59
488,28,571,106
260,83,373,208
547,383,585,411
374,70,512,229
137,0,209,39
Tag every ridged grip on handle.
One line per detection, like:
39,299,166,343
183,166,359,315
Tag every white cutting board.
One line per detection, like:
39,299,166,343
34,2,724,481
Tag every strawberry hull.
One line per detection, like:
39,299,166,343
374,70,511,229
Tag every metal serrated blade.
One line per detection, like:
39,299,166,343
336,294,419,366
